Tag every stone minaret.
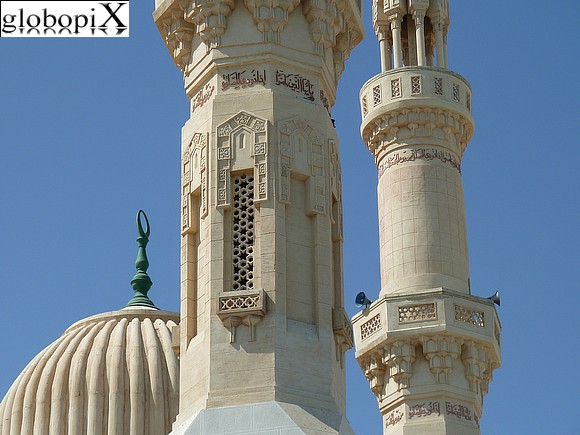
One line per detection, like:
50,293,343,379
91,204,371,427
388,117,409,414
153,0,363,432
351,1,501,434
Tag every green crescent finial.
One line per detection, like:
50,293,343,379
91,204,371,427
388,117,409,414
125,210,158,309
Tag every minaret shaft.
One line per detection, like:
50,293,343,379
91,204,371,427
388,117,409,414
154,0,363,432
353,1,501,434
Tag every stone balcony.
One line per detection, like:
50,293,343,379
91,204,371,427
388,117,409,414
360,67,474,142
351,288,501,415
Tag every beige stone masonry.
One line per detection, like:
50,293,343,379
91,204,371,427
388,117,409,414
353,1,501,433
154,0,363,432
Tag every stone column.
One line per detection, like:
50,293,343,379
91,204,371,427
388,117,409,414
413,10,427,66
433,16,445,68
377,26,392,72
390,15,403,68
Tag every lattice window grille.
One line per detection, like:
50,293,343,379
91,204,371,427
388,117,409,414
398,303,436,323
373,85,382,105
362,96,368,116
360,314,382,340
434,77,443,95
466,92,471,112
411,76,421,95
453,83,460,102
232,174,255,291
454,305,484,327
391,78,401,98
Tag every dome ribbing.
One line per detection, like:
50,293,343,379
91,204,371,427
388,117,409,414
0,309,179,435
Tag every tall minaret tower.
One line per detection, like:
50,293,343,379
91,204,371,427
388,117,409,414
352,1,501,434
153,0,363,433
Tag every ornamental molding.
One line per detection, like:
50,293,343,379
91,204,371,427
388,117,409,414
422,335,462,384
363,107,472,158
217,289,266,343
159,2,195,70
216,111,269,208
356,330,500,404
377,147,461,178
184,0,236,49
182,132,209,233
243,0,300,43
277,118,327,215
332,308,353,367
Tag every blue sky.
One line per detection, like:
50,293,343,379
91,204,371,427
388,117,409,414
0,1,578,433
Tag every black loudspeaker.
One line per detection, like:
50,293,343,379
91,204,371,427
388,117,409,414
355,291,372,308
487,291,501,307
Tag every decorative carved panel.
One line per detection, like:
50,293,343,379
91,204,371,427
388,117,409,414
182,132,209,233
398,303,436,323
278,118,326,214
216,111,269,207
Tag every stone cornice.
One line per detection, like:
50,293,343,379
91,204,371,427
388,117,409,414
155,0,363,83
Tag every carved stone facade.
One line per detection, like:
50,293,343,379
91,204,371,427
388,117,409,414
154,0,361,432
352,1,501,434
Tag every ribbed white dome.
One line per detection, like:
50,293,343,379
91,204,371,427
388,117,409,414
0,309,179,435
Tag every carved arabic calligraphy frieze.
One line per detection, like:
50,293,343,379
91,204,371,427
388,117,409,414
408,401,441,419
221,70,267,91
445,402,472,421
191,83,215,114
275,70,315,101
385,409,403,428
378,148,461,178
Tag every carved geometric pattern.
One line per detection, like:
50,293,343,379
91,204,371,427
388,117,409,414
254,142,266,155
384,340,416,389
453,83,460,102
277,119,327,213
252,119,266,131
161,7,194,70
411,75,421,94
182,132,209,232
232,174,255,291
184,0,235,49
218,147,231,160
244,0,300,43
422,335,462,384
434,77,443,95
373,84,382,105
360,314,381,340
398,303,436,323
218,124,233,137
220,293,260,311
312,143,325,213
235,113,251,125
462,340,487,393
217,289,266,343
391,78,401,98
363,354,385,399
329,139,343,240
217,112,268,206
454,305,484,327
362,95,368,116
303,0,341,55
332,308,354,365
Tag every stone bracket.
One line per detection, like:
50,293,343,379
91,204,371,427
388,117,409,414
332,307,353,366
217,289,266,343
